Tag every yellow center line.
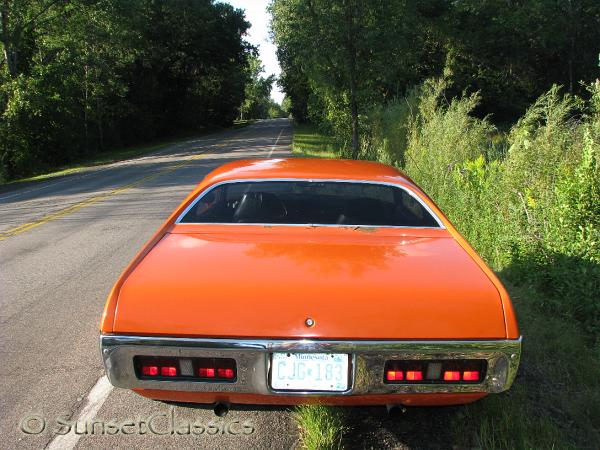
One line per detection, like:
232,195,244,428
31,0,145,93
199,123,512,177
0,152,206,241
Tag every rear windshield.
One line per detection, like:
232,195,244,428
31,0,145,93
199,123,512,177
179,181,440,227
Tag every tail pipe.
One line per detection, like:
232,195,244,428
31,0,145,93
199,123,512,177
213,402,230,417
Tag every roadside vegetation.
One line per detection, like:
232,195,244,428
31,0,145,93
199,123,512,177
0,1,278,183
1,121,254,186
276,1,599,447
240,56,287,121
290,82,600,449
292,123,338,159
293,405,346,450
455,283,600,449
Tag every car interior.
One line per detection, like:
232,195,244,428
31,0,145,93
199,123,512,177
180,181,440,227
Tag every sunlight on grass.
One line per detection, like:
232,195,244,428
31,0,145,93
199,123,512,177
452,283,600,449
292,123,340,159
3,137,191,185
3,122,254,186
293,405,347,450
10,167,86,184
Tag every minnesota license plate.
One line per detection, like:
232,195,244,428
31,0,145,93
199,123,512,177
270,353,349,391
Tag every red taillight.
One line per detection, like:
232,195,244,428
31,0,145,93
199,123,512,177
136,356,237,382
142,365,158,376
386,370,404,381
384,360,485,384
160,366,177,377
199,368,215,378
218,368,235,379
405,370,423,381
462,370,480,381
443,371,461,381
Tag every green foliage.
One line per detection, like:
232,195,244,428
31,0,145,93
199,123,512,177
281,96,292,115
240,55,277,120
456,387,575,450
498,87,600,334
267,102,286,119
292,122,339,158
404,79,495,193
361,92,417,166
454,283,600,448
270,0,444,156
272,0,600,137
0,0,254,180
445,0,600,121
292,405,346,450
275,47,311,122
363,79,600,339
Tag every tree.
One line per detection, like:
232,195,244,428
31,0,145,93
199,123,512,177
443,0,600,121
0,0,71,78
0,0,254,180
276,46,310,122
240,55,275,120
271,0,440,157
272,0,600,135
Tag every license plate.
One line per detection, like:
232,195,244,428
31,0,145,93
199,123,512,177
270,353,349,391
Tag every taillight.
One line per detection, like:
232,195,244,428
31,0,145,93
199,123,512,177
142,365,158,376
463,370,480,381
198,367,215,378
443,371,461,381
386,370,404,381
135,356,236,382
384,360,486,384
406,370,423,381
217,368,235,379
160,366,177,377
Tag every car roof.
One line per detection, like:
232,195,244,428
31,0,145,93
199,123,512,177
203,158,415,186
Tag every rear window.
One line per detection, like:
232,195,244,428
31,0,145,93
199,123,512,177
178,181,440,227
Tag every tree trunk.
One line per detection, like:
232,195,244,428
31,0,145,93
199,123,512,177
1,0,18,78
568,56,573,93
349,84,359,159
568,0,574,93
344,0,360,159
96,94,104,150
84,64,89,149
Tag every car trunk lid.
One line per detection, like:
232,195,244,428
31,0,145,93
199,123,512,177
112,226,506,339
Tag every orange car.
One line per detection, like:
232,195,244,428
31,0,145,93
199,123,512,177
100,158,521,410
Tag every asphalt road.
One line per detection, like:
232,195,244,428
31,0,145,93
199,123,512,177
0,119,298,450
1,118,466,450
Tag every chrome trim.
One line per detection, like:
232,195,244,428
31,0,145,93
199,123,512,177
101,335,521,396
174,178,445,229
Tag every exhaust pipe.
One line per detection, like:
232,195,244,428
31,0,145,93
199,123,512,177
213,402,230,417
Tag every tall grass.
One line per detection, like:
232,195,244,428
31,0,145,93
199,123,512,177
292,405,346,450
298,78,600,447
367,79,600,447
364,79,600,340
453,283,600,448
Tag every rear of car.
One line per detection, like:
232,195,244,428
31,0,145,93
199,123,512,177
100,158,521,406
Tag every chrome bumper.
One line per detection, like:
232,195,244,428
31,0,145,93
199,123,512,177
100,335,521,395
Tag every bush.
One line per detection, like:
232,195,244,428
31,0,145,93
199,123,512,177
499,86,600,334
358,79,600,340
